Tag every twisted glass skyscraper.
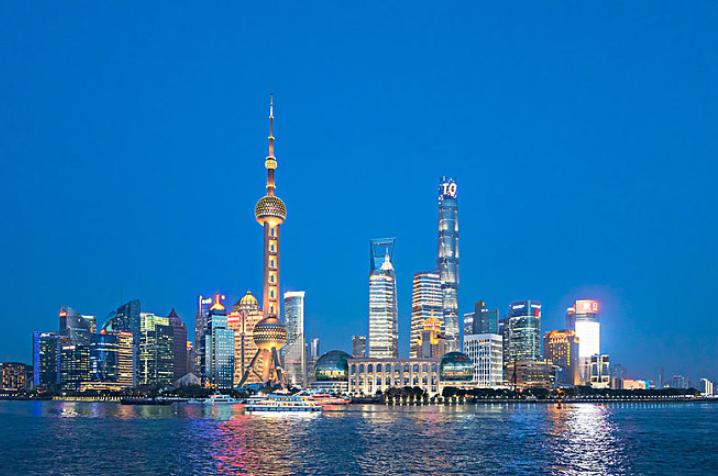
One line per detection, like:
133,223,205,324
437,177,459,352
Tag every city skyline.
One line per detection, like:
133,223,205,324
1,3,717,383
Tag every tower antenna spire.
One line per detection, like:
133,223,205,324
265,94,277,195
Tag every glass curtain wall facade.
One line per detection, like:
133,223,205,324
167,309,188,380
194,295,213,379
507,300,542,363
566,299,600,384
139,313,174,386
204,307,235,390
409,272,443,358
33,331,60,391
104,300,141,386
352,335,367,358
368,239,398,358
436,177,459,352
283,291,307,387
472,300,499,335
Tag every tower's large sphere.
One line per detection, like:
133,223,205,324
255,195,287,224
253,316,287,350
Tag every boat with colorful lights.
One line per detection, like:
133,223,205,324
203,393,240,405
244,393,322,414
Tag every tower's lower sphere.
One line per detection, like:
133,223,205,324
253,316,287,351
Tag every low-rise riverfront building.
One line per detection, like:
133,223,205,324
463,334,503,387
0,362,32,392
506,360,555,390
348,357,441,397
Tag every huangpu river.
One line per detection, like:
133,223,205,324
0,401,717,475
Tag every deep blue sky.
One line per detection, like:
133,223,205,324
1,2,716,382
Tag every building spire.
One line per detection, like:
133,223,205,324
265,94,277,195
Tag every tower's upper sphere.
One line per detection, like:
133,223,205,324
253,316,287,350
255,195,287,224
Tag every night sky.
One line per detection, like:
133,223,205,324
1,2,716,382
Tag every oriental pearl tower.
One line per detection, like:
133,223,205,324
239,97,288,387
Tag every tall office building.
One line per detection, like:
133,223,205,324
463,312,474,336
465,301,499,336
167,308,188,380
352,335,367,358
104,299,141,386
463,334,503,387
139,313,174,386
33,331,60,391
566,299,600,384
283,291,306,387
437,176,459,352
59,340,90,390
544,330,580,386
90,332,119,382
368,241,398,358
473,301,499,335
409,271,442,358
203,295,235,389
507,300,542,363
194,295,214,377
240,98,288,387
228,291,262,386
59,306,93,346
186,342,194,377
310,338,321,362
113,331,134,388
699,378,714,396
589,354,610,389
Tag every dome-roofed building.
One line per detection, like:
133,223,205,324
236,290,259,309
315,350,351,381
439,352,474,383
311,350,351,394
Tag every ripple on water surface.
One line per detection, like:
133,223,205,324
0,401,717,475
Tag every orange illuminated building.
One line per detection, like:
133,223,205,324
544,330,580,386
227,291,263,386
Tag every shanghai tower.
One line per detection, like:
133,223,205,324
437,176,459,352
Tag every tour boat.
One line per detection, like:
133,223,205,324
204,393,240,405
244,394,322,415
306,393,351,406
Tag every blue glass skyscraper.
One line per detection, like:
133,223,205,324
103,299,141,386
203,295,235,389
437,177,459,351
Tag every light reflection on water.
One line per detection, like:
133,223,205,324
0,401,717,475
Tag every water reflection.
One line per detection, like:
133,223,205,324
546,404,630,475
0,400,713,475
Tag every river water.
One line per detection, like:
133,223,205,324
0,400,716,475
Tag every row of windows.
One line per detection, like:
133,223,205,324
351,377,437,385
351,383,439,393
351,363,437,373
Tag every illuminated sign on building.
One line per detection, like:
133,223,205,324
439,179,458,199
576,299,600,313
